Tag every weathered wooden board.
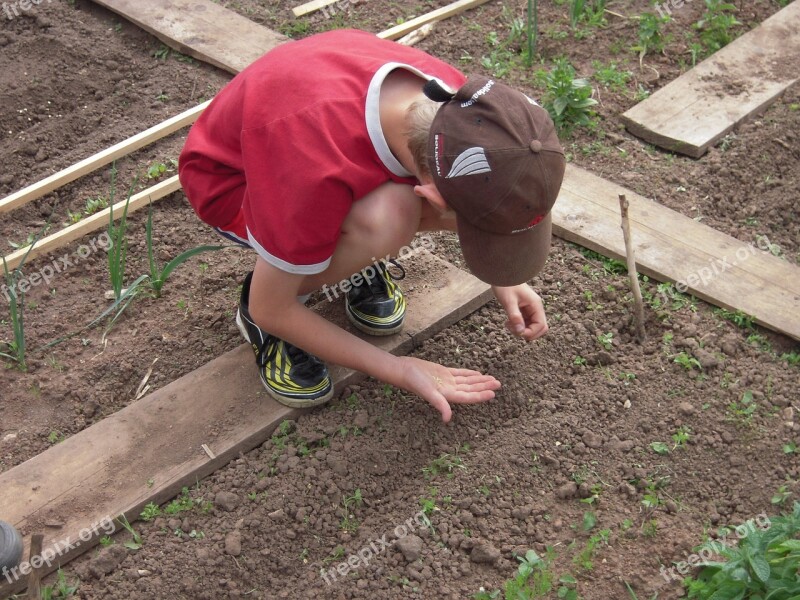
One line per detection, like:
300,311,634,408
621,1,800,157
0,249,492,597
90,0,287,74
554,165,800,340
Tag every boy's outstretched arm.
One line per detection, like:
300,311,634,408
247,257,501,422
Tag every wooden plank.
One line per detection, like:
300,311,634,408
90,0,287,74
0,102,209,216
2,176,180,272
554,165,800,340
0,250,491,597
377,0,491,40
621,1,800,157
292,0,339,18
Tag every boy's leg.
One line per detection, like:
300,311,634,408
298,181,423,295
300,181,424,335
237,181,424,408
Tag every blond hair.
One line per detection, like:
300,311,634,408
405,96,439,178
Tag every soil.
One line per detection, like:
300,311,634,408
0,0,798,599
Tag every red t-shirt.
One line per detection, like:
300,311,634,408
179,30,465,274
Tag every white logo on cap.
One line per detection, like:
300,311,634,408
446,147,491,178
460,80,495,108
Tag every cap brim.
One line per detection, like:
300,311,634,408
456,212,552,287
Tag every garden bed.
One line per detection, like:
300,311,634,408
0,0,797,598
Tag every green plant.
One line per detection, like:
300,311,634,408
99,536,114,547
573,355,588,366
727,390,757,425
1,237,40,369
650,441,670,455
672,426,691,449
165,487,195,515
84,196,109,216
714,307,755,329
573,529,610,570
145,203,223,298
474,549,576,599
597,331,613,350
674,352,702,371
683,502,800,598
140,502,161,521
633,13,670,64
535,58,598,134
41,569,79,600
480,7,528,77
423,453,466,479
570,0,605,28
340,488,363,532
771,485,792,506
525,0,538,64
779,351,799,366
783,442,798,454
116,515,142,550
107,170,135,302
592,60,631,89
694,0,740,55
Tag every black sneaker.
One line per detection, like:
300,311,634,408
236,272,333,408
345,260,406,336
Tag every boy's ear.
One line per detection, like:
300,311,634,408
413,182,449,212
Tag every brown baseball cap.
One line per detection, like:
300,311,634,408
425,76,565,287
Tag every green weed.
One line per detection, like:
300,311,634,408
474,548,578,599
597,332,613,350
683,503,800,597
145,203,223,298
140,502,161,521
673,352,702,371
41,569,79,600
116,515,142,550
573,529,610,570
714,307,755,329
423,453,466,479
633,13,670,64
694,0,740,55
534,58,598,135
592,60,631,89
726,390,757,425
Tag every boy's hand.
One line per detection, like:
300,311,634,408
396,356,501,423
492,284,548,341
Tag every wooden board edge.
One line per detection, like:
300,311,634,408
552,223,800,341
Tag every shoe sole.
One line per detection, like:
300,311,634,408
346,309,405,337
236,310,334,408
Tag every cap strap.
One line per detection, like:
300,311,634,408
423,79,456,102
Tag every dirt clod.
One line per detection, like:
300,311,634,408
215,491,240,512
470,542,500,564
396,534,423,562
225,531,242,556
88,544,127,579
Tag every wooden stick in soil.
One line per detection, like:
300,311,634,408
26,533,44,599
618,194,646,343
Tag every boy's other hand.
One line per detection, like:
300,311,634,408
492,284,548,341
396,356,501,423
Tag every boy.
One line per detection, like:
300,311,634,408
179,29,565,423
